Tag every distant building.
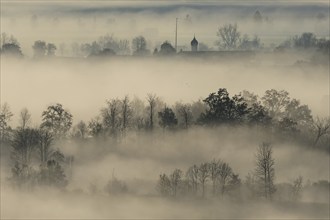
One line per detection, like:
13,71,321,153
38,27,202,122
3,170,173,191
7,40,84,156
191,36,198,52
158,41,176,55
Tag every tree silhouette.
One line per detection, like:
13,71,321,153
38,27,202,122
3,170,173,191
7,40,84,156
47,43,57,56
293,33,317,49
216,24,241,50
32,40,47,58
0,103,13,142
158,107,178,130
72,121,88,139
198,163,210,198
170,169,183,197
37,129,54,166
19,108,32,129
175,103,193,129
312,117,330,147
157,173,171,196
1,43,23,57
200,88,249,125
39,159,67,188
218,162,233,197
101,99,121,136
147,94,157,130
41,103,73,139
255,142,276,200
186,164,199,195
88,117,104,137
11,128,39,168
132,36,150,56
262,89,290,120
1,32,19,47
121,96,132,132
209,159,221,196
291,176,303,201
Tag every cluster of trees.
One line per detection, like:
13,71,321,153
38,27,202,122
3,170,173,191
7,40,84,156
0,33,23,58
216,24,262,50
157,160,240,199
76,34,130,57
11,128,68,189
157,143,304,202
32,40,57,58
2,104,72,190
277,32,330,54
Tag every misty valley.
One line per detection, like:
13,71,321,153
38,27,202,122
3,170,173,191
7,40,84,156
1,1,329,219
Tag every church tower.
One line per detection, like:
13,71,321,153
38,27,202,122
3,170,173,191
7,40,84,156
191,35,198,52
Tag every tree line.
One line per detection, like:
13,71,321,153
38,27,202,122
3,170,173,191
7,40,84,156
1,27,329,58
157,143,278,201
1,88,329,149
0,88,329,191
156,142,329,203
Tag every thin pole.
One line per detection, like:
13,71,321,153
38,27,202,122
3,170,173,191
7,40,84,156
175,18,178,52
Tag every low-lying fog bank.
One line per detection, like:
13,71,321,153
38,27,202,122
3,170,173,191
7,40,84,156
1,185,329,219
1,126,329,219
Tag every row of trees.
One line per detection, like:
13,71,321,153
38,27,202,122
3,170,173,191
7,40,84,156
216,24,330,54
158,160,240,199
157,143,304,202
2,29,328,58
1,89,329,150
276,32,330,54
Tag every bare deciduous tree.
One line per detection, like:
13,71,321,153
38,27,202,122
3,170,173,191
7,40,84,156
198,163,210,197
170,169,183,197
291,176,303,201
209,159,221,196
157,173,171,197
19,108,31,129
102,99,121,136
312,117,330,147
37,129,53,166
88,117,103,137
12,128,38,165
255,142,276,200
0,103,13,141
121,96,132,132
132,36,150,56
218,162,233,197
216,23,241,50
146,94,157,130
176,103,193,129
186,164,199,195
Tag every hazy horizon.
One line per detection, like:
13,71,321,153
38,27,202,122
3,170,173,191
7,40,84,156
1,1,329,219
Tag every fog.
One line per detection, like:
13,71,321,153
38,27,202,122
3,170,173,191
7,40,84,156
1,127,329,219
1,1,329,219
1,1,329,55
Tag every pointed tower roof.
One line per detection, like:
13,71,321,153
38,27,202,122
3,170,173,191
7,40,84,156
191,35,198,46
